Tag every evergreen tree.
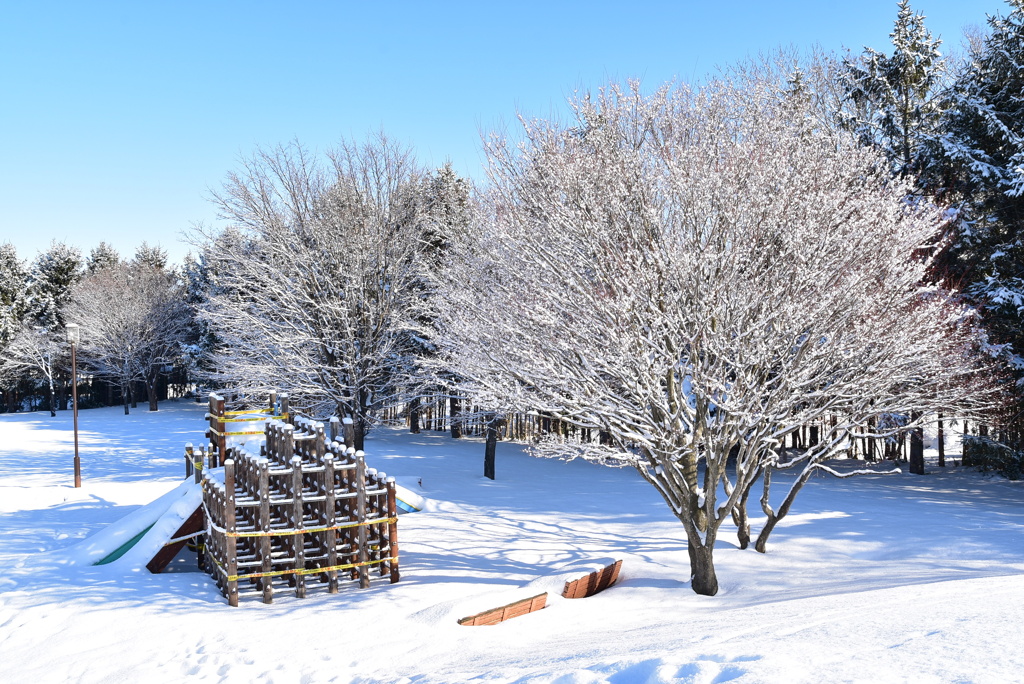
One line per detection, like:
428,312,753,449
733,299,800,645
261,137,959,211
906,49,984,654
410,163,472,435
12,242,82,414
936,0,1024,430
843,0,946,180
0,243,27,348
25,241,82,330
134,241,168,270
0,244,28,409
86,242,121,273
180,251,217,391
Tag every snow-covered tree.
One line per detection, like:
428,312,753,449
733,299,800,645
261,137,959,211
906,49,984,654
0,323,64,415
86,242,121,274
408,162,474,435
437,79,992,596
937,1,1024,385
0,243,27,354
3,242,83,414
24,241,82,331
65,262,192,413
178,250,217,389
843,0,947,179
198,134,431,449
133,242,168,271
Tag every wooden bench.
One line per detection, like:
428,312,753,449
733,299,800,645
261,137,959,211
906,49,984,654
457,593,548,626
561,559,622,599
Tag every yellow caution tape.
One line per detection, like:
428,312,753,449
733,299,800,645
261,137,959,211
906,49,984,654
212,555,397,583
208,427,268,437
210,517,397,539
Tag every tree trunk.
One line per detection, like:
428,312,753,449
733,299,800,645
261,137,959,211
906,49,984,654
409,396,421,434
686,537,719,596
147,372,159,412
122,382,130,415
755,466,814,553
354,417,366,452
47,366,56,417
754,515,780,553
450,396,462,438
484,414,497,480
909,413,925,475
732,504,750,550
731,468,759,550
937,413,945,467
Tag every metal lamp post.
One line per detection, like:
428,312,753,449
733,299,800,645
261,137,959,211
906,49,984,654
66,323,81,488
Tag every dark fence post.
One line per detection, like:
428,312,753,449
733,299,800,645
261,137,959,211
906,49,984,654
484,414,497,480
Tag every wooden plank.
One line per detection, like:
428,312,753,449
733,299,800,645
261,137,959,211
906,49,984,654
458,593,547,626
561,560,622,599
145,504,205,573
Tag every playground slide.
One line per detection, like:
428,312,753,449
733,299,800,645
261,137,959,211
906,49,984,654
394,480,426,514
67,473,419,572
62,479,203,571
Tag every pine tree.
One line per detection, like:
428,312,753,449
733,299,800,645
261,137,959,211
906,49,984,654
13,242,82,415
0,244,28,409
936,0,1024,442
0,243,27,348
25,241,83,330
86,242,121,273
412,163,472,436
843,0,946,180
134,241,168,271
180,252,217,391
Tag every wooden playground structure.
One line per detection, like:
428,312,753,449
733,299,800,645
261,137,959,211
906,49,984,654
187,392,400,606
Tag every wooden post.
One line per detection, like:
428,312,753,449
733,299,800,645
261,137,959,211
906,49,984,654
291,455,306,598
367,468,382,574
185,443,194,480
386,477,400,583
280,393,291,425
343,447,358,580
324,450,338,594
329,416,340,443
356,450,369,589
269,390,277,416
484,414,497,480
224,458,239,607
209,393,227,467
343,418,355,450
258,458,272,604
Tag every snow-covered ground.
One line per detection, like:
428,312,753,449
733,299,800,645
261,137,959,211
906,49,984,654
1,401,1022,683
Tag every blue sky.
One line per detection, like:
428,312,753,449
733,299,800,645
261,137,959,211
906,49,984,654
0,1,1008,265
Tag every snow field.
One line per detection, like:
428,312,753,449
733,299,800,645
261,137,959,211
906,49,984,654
1,401,1023,683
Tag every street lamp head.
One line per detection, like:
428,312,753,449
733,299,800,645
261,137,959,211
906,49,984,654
66,323,80,345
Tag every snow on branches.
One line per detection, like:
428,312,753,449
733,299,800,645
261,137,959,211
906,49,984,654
437,78,993,595
198,135,434,449
66,262,191,413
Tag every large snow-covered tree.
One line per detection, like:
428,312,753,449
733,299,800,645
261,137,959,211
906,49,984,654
65,262,192,413
437,79,991,596
198,134,431,448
